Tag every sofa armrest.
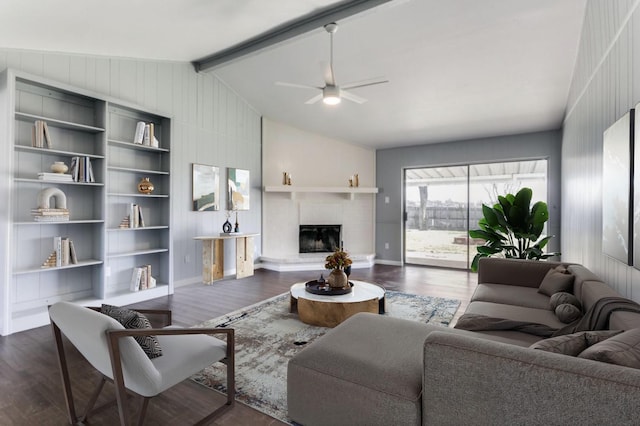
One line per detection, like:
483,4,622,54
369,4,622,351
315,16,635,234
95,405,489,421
477,257,564,288
422,331,640,425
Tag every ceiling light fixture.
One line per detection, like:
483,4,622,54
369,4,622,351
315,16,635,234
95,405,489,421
323,85,341,105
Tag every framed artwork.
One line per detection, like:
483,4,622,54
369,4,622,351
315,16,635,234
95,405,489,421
192,163,220,211
603,110,633,265
227,168,250,210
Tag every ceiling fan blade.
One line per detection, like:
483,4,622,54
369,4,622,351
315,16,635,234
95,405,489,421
341,78,389,90
275,81,321,90
341,90,367,104
304,94,323,104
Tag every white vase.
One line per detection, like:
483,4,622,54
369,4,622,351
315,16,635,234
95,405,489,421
50,161,68,174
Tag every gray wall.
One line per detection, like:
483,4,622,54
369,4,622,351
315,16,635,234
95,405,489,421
376,130,562,263
0,48,262,287
562,0,640,301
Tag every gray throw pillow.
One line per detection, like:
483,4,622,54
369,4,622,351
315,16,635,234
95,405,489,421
555,303,582,323
530,330,623,356
550,292,582,311
538,268,575,297
101,304,162,359
578,328,640,369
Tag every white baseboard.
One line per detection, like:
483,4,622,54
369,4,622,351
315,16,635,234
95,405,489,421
375,259,403,266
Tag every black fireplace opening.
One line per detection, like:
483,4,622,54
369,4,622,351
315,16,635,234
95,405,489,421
299,225,342,253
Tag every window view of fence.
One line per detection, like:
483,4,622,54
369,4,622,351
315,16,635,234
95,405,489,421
404,160,548,269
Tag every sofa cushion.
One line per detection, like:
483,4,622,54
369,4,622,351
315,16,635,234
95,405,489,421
101,304,162,359
610,310,640,330
471,283,551,310
578,328,640,369
465,301,566,329
567,265,605,301
530,330,623,356
580,282,621,313
555,304,583,324
538,268,575,296
550,292,582,311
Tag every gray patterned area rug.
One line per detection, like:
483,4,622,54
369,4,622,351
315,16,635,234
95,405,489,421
190,291,460,424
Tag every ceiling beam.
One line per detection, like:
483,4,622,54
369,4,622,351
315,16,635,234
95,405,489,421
192,0,392,73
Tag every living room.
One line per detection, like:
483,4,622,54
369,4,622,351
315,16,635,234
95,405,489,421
2,0,640,424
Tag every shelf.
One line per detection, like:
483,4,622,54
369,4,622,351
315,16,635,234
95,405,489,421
14,259,103,275
107,248,169,258
107,226,169,231
107,192,169,198
108,139,169,152
14,145,105,159
14,219,104,225
15,178,104,186
15,112,105,133
108,166,169,175
263,185,378,200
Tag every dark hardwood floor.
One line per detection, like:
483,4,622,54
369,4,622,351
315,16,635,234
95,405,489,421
0,264,476,425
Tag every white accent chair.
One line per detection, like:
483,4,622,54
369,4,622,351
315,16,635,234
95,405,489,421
49,301,234,425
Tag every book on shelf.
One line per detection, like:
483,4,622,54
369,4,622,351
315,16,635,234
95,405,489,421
130,266,143,291
32,207,69,222
31,120,52,148
42,121,52,148
69,156,95,183
38,172,73,182
61,237,70,266
130,264,153,291
53,236,62,267
134,121,146,144
69,240,78,264
128,203,145,228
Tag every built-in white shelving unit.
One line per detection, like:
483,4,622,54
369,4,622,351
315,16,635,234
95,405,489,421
0,68,173,335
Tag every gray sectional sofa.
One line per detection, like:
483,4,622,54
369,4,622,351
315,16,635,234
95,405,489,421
287,257,640,425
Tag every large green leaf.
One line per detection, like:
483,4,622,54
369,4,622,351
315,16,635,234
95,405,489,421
514,187,532,215
482,204,499,227
530,201,549,224
469,229,503,242
477,246,502,255
534,235,552,250
507,205,526,230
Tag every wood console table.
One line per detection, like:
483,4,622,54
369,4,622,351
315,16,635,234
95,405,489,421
194,233,259,284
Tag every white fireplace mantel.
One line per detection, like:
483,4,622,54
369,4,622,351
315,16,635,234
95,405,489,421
264,186,378,200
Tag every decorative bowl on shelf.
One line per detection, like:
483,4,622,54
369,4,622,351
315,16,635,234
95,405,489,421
137,177,154,194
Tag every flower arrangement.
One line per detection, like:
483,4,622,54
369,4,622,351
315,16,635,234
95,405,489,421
324,248,352,270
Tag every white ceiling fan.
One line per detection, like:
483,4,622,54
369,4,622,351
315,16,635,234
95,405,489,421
276,22,388,105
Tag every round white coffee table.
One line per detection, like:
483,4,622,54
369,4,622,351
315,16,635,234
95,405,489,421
290,280,386,327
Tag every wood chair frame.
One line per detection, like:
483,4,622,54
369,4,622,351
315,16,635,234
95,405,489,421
50,307,235,426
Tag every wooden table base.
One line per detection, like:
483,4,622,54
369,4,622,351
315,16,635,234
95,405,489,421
296,297,379,328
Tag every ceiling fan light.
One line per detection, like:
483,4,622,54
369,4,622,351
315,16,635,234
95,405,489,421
323,95,341,105
323,85,341,105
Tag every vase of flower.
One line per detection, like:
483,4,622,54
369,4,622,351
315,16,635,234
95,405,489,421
327,268,348,289
325,248,353,289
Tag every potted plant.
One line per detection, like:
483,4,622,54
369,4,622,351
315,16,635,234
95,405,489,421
325,248,353,288
469,187,560,271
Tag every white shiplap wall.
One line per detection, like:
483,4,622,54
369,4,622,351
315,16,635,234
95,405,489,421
0,49,262,287
562,0,640,301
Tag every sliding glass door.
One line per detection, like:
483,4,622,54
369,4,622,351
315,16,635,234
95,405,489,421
404,159,548,269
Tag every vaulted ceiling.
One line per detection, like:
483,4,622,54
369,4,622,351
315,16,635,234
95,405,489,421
0,0,587,149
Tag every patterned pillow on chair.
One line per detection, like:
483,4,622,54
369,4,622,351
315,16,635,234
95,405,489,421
101,304,162,359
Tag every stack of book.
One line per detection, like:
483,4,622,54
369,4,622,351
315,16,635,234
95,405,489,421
32,120,52,148
38,172,73,182
31,208,70,222
133,121,160,148
130,264,156,291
